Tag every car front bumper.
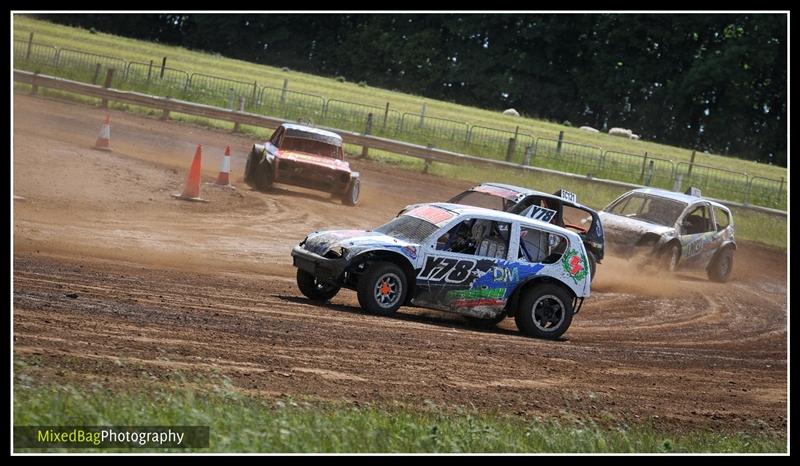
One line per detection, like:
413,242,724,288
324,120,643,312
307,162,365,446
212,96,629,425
291,246,348,282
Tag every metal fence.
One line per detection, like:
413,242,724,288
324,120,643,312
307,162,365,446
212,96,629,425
259,86,326,123
323,99,401,135
675,162,751,204
12,36,788,210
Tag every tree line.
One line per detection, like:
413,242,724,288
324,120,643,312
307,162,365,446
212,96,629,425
37,13,787,166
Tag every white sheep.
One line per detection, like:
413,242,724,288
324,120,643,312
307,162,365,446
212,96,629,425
502,108,520,117
631,134,641,140
608,127,633,138
579,126,599,133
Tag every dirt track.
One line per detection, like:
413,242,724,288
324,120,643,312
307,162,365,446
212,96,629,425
13,95,788,434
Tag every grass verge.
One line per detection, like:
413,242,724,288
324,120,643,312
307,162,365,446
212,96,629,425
13,377,786,453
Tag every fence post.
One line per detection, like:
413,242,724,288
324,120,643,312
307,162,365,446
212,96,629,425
640,151,649,182
644,160,655,186
146,60,153,83
419,103,426,128
744,178,754,206
465,126,473,146
423,144,433,174
92,63,102,85
227,88,235,110
523,145,533,166
505,137,517,162
160,57,167,80
361,113,374,159
160,97,171,121
688,150,696,177
30,72,39,96
100,68,116,109
251,80,258,104
233,97,245,133
556,130,564,155
672,173,683,192
26,32,34,61
383,102,390,133
280,78,288,105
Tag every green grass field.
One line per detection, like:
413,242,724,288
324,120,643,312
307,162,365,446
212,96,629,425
12,15,788,184
13,370,785,453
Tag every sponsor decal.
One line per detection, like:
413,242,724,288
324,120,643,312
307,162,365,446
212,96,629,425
492,266,519,283
561,248,588,283
417,256,476,283
446,287,507,308
401,245,418,259
405,205,457,226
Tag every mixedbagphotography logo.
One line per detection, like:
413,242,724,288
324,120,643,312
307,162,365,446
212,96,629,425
14,426,209,449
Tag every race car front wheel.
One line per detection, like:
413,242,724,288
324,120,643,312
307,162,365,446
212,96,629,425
662,243,681,272
296,269,340,302
357,262,407,316
254,159,274,192
514,284,574,339
244,149,258,185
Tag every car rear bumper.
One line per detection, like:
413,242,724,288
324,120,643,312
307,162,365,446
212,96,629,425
291,246,348,282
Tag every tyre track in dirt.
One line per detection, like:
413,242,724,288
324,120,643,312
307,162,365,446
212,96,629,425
13,94,787,434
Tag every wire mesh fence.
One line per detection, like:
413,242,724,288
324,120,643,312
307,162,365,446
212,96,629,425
532,138,605,175
123,61,190,96
746,176,787,210
399,113,470,153
258,86,326,123
675,162,751,204
11,35,788,210
600,151,676,189
467,126,536,163
322,100,401,136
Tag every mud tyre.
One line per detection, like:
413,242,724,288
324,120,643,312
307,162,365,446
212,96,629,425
342,178,360,206
587,251,597,282
244,149,259,185
514,284,574,339
254,158,274,192
356,262,407,316
296,269,340,302
707,247,734,283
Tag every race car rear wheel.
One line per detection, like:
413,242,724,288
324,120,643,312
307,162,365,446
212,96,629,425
342,178,360,206
357,262,407,316
254,158,274,192
707,247,734,283
514,284,574,339
296,269,340,302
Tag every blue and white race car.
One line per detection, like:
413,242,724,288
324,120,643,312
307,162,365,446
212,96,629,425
291,203,591,339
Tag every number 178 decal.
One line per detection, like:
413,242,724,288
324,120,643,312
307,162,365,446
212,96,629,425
418,256,477,283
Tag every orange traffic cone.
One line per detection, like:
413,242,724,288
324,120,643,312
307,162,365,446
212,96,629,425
213,146,233,187
94,115,112,151
172,145,209,202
